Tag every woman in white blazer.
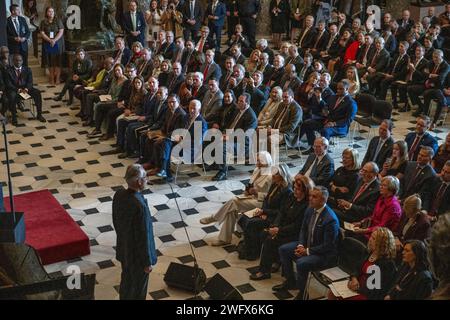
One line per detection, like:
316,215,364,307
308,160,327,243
200,151,275,246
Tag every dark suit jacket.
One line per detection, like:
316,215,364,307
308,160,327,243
162,42,176,60
5,65,34,91
244,85,266,115
388,54,409,80
388,265,433,300
384,34,397,56
112,189,156,268
410,57,429,84
272,196,308,241
405,132,438,161
424,60,450,90
401,162,436,199
297,27,318,49
299,153,335,187
200,61,222,83
182,0,204,30
162,107,188,136
357,257,397,300
6,16,30,53
285,55,304,73
223,106,258,131
362,136,394,169
420,176,450,216
122,10,146,46
356,44,376,65
146,98,168,130
201,89,223,126
113,48,132,67
278,74,302,93
70,58,93,81
272,100,303,147
370,48,391,72
342,179,380,222
396,19,415,41
312,30,330,52
166,73,185,94
298,205,339,261
395,213,431,243
262,185,292,223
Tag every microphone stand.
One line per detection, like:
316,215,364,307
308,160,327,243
0,115,15,222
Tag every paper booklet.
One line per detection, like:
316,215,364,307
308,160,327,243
99,94,112,102
320,266,350,282
236,194,253,200
19,92,31,100
124,115,140,121
329,280,359,299
344,222,355,231
242,208,259,218
85,86,95,91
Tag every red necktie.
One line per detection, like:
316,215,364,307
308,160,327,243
333,96,343,110
353,183,368,202
371,50,380,67
203,63,210,80
16,69,21,85
408,135,422,160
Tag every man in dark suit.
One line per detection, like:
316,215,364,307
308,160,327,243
112,164,157,300
274,186,339,299
212,93,258,181
243,71,266,115
301,80,357,148
278,65,302,93
319,23,340,63
285,46,304,73
161,31,176,60
308,20,330,58
163,99,208,181
122,0,146,48
4,54,45,125
296,15,317,53
396,9,414,42
333,162,381,224
167,62,185,94
376,41,410,101
362,119,395,169
200,50,222,83
182,0,204,41
54,48,93,105
145,94,188,181
299,137,335,187
365,37,392,96
423,72,450,129
236,0,261,48
6,5,30,66
401,146,436,200
421,160,450,218
205,0,227,52
405,115,438,161
112,36,132,67
410,49,450,117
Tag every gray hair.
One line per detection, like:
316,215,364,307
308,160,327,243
381,176,400,195
314,186,329,201
375,37,385,46
420,146,435,158
257,39,268,48
365,161,380,174
125,164,146,185
429,213,450,287
315,136,329,149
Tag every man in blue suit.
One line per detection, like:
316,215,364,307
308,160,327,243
301,80,357,148
273,186,339,299
404,115,438,161
6,5,30,66
206,0,227,52
122,0,146,48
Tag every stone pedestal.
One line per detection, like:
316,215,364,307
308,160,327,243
409,2,446,23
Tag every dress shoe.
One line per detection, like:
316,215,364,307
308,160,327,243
200,215,216,224
53,95,62,101
75,112,83,118
36,114,46,122
399,104,411,112
272,281,297,291
165,176,174,183
87,129,102,138
147,168,160,176
128,151,139,159
250,273,271,281
210,240,230,246
246,255,259,261
212,171,227,181
67,99,73,106
302,148,313,155
271,262,281,273
99,134,113,141
118,152,129,159
156,170,168,178
11,119,18,126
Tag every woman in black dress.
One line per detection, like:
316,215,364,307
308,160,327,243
328,148,360,206
270,0,289,50
380,140,409,181
250,174,314,280
385,240,433,300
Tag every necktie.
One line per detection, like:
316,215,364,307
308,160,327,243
203,63,210,80
176,49,183,62
372,139,384,162
314,32,323,49
273,104,288,129
14,18,20,35
406,165,423,194
307,211,318,248
310,157,319,177
230,110,244,129
425,63,440,88
353,183,368,202
362,46,370,65
132,12,136,31
333,96,343,110
408,134,422,160
430,182,447,215
16,68,21,85
371,50,380,67
212,2,217,13
391,55,403,75
190,1,195,19
299,27,309,47
326,34,335,51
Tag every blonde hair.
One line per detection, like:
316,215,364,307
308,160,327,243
370,227,396,259
342,147,360,170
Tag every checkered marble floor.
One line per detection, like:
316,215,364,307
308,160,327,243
1,73,448,300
